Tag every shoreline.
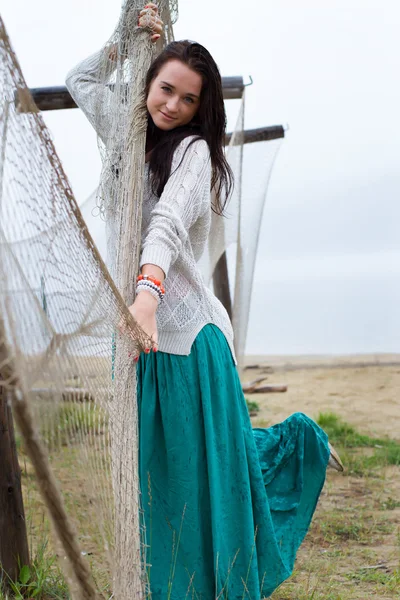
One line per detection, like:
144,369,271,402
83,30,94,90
244,352,400,371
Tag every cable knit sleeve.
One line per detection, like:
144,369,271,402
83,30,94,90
139,137,212,278
65,49,118,143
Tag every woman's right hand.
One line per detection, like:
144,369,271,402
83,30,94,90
138,3,164,43
108,3,163,61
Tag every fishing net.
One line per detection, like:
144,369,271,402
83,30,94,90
229,110,283,368
0,2,176,598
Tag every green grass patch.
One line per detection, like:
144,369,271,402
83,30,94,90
317,412,400,476
379,497,400,511
310,509,393,546
40,402,106,448
0,542,69,600
346,567,400,590
317,412,396,449
16,402,107,453
272,575,344,600
245,398,260,416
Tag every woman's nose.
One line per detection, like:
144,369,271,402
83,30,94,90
166,96,179,113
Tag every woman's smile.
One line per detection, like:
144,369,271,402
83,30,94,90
159,110,175,121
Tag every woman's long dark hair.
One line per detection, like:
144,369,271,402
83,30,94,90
145,41,233,215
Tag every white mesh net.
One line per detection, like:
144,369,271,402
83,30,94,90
0,2,282,596
191,97,283,369
231,123,283,369
0,4,173,598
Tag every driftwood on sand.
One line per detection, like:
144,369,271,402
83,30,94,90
241,377,288,394
251,384,288,394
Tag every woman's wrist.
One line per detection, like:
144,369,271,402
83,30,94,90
135,289,159,311
141,263,165,283
137,264,165,307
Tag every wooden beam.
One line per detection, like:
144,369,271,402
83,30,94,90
0,333,29,582
225,125,285,146
16,88,286,150
25,86,77,112
18,77,244,112
221,76,245,100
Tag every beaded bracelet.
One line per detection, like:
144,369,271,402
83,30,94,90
136,282,161,305
137,274,165,295
136,279,165,303
137,279,164,298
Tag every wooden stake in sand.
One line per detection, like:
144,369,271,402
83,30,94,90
0,359,29,582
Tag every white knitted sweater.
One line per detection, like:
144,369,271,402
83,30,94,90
66,50,236,360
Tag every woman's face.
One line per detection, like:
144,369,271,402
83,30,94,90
147,59,202,131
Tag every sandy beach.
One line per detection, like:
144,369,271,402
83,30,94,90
243,353,400,440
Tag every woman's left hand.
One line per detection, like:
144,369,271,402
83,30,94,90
138,3,164,43
127,291,159,361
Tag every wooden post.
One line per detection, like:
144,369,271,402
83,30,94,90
213,252,232,321
225,125,285,146
0,341,30,582
0,89,28,581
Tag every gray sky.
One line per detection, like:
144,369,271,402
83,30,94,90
2,1,400,354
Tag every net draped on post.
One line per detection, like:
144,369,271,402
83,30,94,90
0,2,178,597
91,2,173,595
198,97,283,369
231,120,282,369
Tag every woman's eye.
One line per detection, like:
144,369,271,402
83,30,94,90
184,97,194,104
161,86,172,93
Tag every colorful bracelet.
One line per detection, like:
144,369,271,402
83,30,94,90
136,282,162,305
136,275,165,302
136,280,164,298
137,274,165,295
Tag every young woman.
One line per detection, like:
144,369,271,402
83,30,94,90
66,5,343,598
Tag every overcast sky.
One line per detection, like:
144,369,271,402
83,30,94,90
2,1,400,354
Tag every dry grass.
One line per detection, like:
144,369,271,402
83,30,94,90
270,465,400,599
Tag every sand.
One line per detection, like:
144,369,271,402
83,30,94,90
242,353,400,440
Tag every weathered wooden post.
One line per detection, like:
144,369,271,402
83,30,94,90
213,253,233,320
0,333,30,583
0,82,29,583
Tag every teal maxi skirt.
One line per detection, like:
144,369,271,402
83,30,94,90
137,324,330,599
